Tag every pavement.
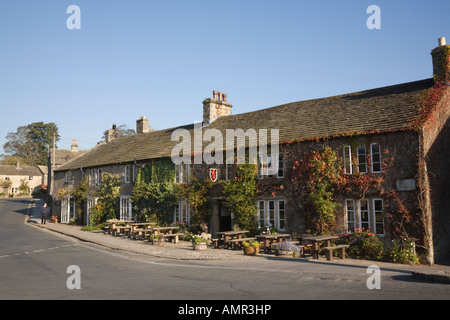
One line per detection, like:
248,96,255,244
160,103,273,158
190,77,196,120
25,199,450,284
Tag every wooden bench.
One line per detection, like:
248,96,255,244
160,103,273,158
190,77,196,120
322,245,350,261
298,243,312,258
111,225,132,236
227,237,257,250
160,233,184,244
212,238,222,248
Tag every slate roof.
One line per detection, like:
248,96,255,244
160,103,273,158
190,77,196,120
0,165,43,177
56,78,434,172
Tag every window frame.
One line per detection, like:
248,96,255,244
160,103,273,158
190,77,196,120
357,145,367,174
370,143,382,173
343,145,352,175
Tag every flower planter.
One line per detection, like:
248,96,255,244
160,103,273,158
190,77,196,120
243,246,259,256
150,238,164,246
193,242,208,251
275,249,295,257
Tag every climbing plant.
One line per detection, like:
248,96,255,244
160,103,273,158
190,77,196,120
90,172,121,226
177,177,213,226
221,163,258,232
132,158,177,224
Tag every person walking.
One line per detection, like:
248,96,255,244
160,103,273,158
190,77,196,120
40,202,50,224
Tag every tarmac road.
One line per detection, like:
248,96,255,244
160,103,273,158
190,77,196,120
0,198,449,302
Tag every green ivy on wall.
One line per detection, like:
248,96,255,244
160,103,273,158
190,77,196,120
132,158,177,224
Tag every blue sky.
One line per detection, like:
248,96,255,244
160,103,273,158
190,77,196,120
1,0,449,152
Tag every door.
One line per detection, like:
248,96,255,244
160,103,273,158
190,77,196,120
61,197,75,224
219,201,231,232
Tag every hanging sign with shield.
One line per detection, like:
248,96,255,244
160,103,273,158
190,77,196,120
209,168,218,182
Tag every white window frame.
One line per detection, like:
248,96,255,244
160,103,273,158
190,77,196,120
175,164,190,184
258,153,281,179
120,196,133,221
256,199,286,231
87,197,98,226
61,196,76,224
345,199,356,232
90,169,97,186
65,171,72,183
357,145,367,174
174,200,190,225
257,200,265,229
124,165,133,184
372,198,385,236
358,199,370,231
370,143,382,173
343,145,352,175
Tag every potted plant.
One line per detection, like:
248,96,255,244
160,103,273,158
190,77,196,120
243,240,260,255
192,235,209,251
150,234,164,245
271,242,301,257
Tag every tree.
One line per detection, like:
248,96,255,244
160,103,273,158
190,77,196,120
3,122,60,166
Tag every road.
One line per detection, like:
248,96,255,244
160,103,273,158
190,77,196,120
0,199,449,304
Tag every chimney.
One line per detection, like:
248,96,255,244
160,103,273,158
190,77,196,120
202,90,232,126
15,161,20,168
136,116,150,134
105,123,118,143
431,36,450,84
71,139,79,152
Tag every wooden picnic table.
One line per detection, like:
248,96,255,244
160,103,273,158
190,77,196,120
107,220,134,236
256,233,291,253
302,235,339,259
216,230,249,249
129,222,157,239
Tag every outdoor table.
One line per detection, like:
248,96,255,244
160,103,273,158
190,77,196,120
129,222,157,239
216,230,249,249
302,235,339,259
107,220,134,235
256,233,291,253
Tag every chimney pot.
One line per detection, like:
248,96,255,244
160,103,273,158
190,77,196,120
439,37,446,46
223,93,227,102
218,92,223,101
213,90,218,100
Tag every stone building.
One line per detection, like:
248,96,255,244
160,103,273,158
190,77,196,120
53,38,449,264
0,162,45,196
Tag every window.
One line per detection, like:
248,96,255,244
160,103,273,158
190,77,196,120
359,199,370,230
373,199,384,236
277,154,284,178
120,197,132,220
29,176,33,181
258,153,282,179
124,165,133,184
65,172,72,183
97,168,102,185
268,200,275,227
257,201,265,228
345,199,356,232
225,164,233,181
357,146,367,174
278,200,285,230
370,143,382,173
175,163,190,184
345,198,385,236
343,145,352,174
87,198,98,226
257,199,286,231
174,200,190,224
90,169,97,186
